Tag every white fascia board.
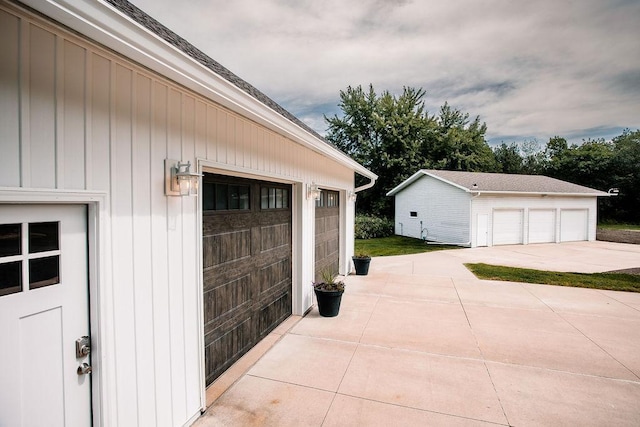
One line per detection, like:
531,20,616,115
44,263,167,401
420,172,471,192
22,0,375,180
386,170,427,196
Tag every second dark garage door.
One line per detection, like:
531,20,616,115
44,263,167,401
202,173,292,385
315,190,340,282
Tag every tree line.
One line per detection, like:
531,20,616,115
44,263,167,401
325,84,639,223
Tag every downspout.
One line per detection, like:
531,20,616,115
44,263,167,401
468,191,482,246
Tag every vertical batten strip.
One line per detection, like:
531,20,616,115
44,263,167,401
0,9,21,187
149,81,174,423
19,16,30,188
167,88,188,423
55,35,64,189
205,105,216,161
85,49,92,189
129,70,141,426
107,59,120,425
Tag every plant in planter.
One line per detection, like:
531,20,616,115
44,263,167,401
313,270,345,317
352,252,372,276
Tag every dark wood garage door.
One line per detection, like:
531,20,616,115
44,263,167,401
315,190,340,282
202,174,292,386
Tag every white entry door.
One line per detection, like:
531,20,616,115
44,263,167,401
476,214,488,247
0,205,92,427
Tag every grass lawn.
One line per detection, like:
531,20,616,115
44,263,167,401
465,263,640,293
598,223,640,230
355,236,458,257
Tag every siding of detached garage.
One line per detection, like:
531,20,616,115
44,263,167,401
470,195,597,247
0,4,353,426
394,176,470,244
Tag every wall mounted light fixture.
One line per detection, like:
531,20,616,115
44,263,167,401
307,184,321,200
165,159,200,196
348,191,357,202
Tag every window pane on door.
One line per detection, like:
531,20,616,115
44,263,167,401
0,224,21,257
0,261,22,296
29,256,60,289
29,222,59,253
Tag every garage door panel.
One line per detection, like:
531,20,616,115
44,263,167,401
315,191,340,281
202,211,253,234
493,210,523,245
528,210,556,244
203,229,251,267
260,223,290,251
259,291,291,332
202,174,291,386
560,209,588,242
203,274,251,322
204,317,253,380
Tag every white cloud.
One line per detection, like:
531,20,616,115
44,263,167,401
132,0,640,145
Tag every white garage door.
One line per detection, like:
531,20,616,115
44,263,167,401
560,209,588,242
493,210,523,245
528,209,556,244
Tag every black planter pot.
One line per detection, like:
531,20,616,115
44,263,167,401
352,257,371,275
314,289,344,317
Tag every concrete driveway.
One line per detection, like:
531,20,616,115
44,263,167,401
195,241,640,426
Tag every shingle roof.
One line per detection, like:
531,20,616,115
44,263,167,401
105,0,327,143
387,169,609,196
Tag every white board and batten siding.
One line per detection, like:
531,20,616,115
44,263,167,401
394,176,471,245
0,3,355,426
470,195,598,247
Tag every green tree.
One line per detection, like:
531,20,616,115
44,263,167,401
607,129,640,222
432,103,498,172
325,85,496,217
493,142,524,173
521,140,547,174
541,131,640,223
325,85,438,216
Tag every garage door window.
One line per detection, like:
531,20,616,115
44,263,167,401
203,183,250,211
261,187,289,210
0,221,60,296
316,190,339,208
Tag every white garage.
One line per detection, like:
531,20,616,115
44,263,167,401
388,170,610,248
0,1,376,426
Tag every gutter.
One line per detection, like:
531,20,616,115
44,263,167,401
355,174,378,193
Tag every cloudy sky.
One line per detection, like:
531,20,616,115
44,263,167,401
131,0,640,146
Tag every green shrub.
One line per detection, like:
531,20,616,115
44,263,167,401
354,215,394,239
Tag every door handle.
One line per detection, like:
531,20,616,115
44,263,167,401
77,363,92,375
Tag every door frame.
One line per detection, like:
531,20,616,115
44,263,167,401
0,188,107,426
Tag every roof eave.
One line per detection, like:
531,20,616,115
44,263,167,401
468,191,609,197
386,170,427,196
20,0,375,180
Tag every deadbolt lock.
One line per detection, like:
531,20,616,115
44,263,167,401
75,336,91,358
